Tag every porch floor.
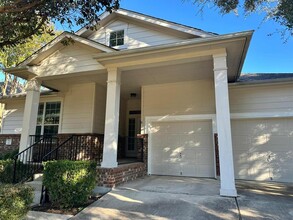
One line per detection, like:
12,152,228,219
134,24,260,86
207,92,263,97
117,157,139,165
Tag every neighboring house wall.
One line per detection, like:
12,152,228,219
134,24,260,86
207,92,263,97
89,19,188,50
229,83,293,113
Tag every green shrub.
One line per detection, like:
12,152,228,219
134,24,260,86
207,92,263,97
0,159,31,184
0,149,19,160
0,159,14,183
43,160,96,209
0,184,33,220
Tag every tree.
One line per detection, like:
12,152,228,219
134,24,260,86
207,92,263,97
0,27,59,96
0,0,120,48
191,0,293,37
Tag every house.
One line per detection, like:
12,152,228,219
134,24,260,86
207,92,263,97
1,9,293,197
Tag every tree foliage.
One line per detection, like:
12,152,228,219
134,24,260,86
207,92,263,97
0,27,59,96
192,0,293,37
0,0,120,48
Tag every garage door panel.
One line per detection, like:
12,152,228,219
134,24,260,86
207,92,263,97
232,118,293,183
150,120,214,177
193,120,211,131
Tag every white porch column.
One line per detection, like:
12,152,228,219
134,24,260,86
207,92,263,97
213,53,237,197
19,79,41,153
101,67,121,168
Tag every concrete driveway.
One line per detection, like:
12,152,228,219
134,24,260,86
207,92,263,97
71,176,293,220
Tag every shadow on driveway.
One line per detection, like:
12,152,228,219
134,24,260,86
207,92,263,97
70,176,293,220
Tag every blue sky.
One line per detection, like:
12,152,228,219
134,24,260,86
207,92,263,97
113,0,292,73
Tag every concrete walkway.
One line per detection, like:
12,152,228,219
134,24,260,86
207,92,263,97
71,176,237,220
70,176,293,220
25,211,73,220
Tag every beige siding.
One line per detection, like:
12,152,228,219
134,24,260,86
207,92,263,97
229,84,293,113
92,84,106,134
142,80,216,119
36,43,105,77
89,20,185,50
1,96,63,134
119,98,127,136
61,83,95,133
2,100,25,134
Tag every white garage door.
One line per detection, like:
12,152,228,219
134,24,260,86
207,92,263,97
150,120,215,177
232,118,293,183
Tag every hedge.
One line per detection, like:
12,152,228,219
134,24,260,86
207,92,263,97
43,160,96,209
0,159,14,183
0,149,19,160
0,184,33,220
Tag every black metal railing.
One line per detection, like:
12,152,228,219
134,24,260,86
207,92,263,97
12,136,58,183
42,134,104,164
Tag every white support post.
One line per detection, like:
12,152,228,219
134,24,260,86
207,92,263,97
101,67,121,168
19,79,41,154
213,53,237,197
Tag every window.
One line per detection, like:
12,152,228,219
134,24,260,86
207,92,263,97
109,30,124,47
36,102,61,136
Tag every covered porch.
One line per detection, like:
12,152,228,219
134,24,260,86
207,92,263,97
9,31,252,195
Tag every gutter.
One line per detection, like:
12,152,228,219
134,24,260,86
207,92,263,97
3,66,29,73
235,33,252,82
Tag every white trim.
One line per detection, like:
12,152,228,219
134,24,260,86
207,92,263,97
145,114,216,126
76,9,215,38
37,101,62,135
231,112,293,119
14,32,114,67
106,24,128,49
145,114,216,177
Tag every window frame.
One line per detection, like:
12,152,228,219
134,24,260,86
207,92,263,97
109,30,125,47
36,101,62,137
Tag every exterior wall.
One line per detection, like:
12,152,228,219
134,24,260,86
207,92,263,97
92,84,107,134
119,98,127,137
0,134,20,155
35,43,105,77
61,83,95,133
2,100,25,134
89,19,186,50
1,96,62,135
229,83,293,113
142,80,216,121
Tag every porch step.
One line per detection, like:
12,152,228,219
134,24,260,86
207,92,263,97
31,191,42,206
33,173,43,181
25,179,43,206
25,180,43,191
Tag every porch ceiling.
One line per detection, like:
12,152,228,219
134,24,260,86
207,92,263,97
121,57,213,98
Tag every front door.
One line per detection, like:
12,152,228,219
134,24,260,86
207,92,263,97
126,114,141,157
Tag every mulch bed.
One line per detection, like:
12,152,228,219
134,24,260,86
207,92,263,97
31,196,99,216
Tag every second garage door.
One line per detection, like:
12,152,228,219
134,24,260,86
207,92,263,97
232,118,293,183
150,120,215,177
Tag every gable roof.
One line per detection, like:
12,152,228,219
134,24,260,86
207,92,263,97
76,8,216,38
14,31,115,68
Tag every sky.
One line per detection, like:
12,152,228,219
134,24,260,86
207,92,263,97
110,0,293,73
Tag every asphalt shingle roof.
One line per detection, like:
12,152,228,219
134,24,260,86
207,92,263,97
238,73,293,82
